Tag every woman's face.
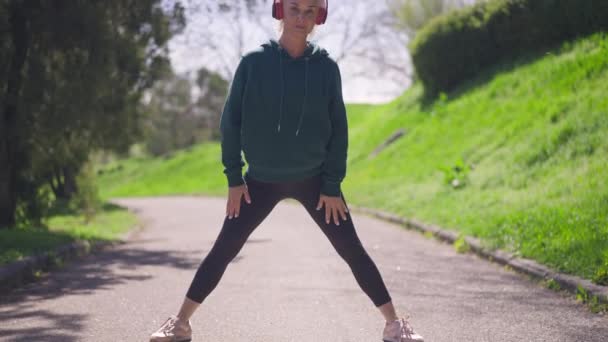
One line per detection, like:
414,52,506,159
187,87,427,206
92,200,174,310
282,0,323,38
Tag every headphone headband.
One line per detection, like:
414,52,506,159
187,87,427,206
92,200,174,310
272,0,329,25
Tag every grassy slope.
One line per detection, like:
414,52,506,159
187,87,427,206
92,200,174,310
98,144,227,198
0,203,137,266
98,33,608,282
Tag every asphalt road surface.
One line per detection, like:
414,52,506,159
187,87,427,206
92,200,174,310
1,196,606,341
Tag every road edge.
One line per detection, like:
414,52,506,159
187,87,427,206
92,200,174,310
0,204,144,294
351,205,608,309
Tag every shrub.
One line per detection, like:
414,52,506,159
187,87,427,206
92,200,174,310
410,0,608,96
593,262,608,286
438,157,471,189
69,161,102,223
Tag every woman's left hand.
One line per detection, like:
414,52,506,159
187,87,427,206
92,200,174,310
317,194,349,226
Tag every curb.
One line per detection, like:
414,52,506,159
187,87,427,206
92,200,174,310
0,207,143,294
351,205,608,306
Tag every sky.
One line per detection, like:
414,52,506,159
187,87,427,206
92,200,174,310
165,0,413,104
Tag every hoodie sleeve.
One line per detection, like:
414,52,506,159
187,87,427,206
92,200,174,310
321,61,349,197
219,57,248,187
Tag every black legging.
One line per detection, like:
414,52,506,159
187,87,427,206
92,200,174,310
185,172,392,307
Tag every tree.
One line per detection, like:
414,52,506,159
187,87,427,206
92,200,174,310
143,69,195,156
171,0,412,94
0,0,186,227
195,67,229,141
141,65,228,156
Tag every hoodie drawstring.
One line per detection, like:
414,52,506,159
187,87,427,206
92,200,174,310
295,57,309,136
273,40,316,136
277,52,284,133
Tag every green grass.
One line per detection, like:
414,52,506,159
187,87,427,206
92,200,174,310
98,33,608,284
98,144,227,199
0,203,137,266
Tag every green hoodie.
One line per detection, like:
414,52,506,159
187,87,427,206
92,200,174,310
219,39,348,197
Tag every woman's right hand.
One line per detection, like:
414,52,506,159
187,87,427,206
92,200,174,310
226,183,251,219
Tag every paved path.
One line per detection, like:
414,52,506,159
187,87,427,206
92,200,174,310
1,196,606,341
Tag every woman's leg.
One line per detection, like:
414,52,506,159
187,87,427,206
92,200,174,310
282,176,421,339
179,175,281,320
290,175,393,309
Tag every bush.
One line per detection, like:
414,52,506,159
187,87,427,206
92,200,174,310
70,161,102,223
410,0,608,96
438,158,471,189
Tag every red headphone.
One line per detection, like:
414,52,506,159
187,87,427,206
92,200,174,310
272,0,329,25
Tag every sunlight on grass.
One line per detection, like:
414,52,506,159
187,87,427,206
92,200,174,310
98,33,608,282
0,204,137,266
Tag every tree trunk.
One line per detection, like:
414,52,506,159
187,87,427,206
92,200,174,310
50,166,78,200
62,166,78,199
0,2,29,228
49,167,66,199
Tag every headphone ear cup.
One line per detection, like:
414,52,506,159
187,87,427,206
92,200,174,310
316,0,328,25
316,7,327,25
272,1,283,20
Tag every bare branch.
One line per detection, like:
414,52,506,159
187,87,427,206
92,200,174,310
168,0,414,100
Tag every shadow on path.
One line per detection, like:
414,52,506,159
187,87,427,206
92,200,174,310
0,235,244,341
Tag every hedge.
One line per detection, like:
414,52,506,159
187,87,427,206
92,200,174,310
410,0,608,96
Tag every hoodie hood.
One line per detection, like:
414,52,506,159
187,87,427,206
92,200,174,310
261,39,329,136
261,39,329,60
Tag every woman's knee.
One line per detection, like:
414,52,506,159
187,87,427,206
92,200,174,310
334,243,370,265
206,235,247,264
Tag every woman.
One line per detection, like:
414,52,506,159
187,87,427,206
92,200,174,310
150,0,424,341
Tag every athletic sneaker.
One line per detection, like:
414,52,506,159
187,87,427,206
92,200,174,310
149,315,192,342
382,316,424,342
